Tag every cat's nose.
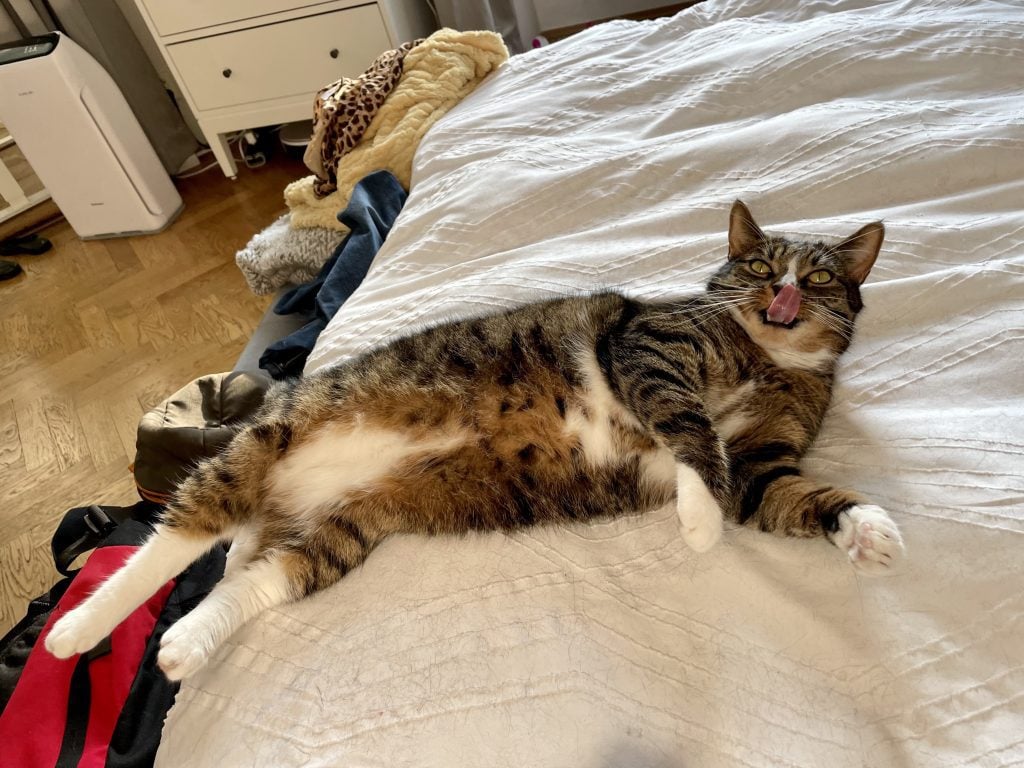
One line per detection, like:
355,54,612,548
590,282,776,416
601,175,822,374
773,272,799,294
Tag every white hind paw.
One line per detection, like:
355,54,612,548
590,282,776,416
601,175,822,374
834,504,905,575
45,608,110,659
676,466,724,553
158,630,211,681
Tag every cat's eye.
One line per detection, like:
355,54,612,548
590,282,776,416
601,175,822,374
748,259,772,276
807,269,834,284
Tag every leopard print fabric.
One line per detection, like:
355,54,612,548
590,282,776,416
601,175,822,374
305,40,422,199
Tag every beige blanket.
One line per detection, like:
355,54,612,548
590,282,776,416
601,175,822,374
285,29,508,231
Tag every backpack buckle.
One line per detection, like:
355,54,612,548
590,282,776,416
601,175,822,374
83,506,117,538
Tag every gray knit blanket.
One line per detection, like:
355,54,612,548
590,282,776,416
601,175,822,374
235,214,345,295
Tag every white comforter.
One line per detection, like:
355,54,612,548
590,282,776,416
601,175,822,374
159,1,1024,765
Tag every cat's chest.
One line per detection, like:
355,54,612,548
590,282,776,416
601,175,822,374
706,381,760,442
705,370,824,446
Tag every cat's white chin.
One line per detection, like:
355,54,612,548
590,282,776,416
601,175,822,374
676,465,723,552
728,306,836,372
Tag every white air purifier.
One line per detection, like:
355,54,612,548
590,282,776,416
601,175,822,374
0,32,182,238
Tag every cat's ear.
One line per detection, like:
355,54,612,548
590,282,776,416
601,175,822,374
835,221,885,284
728,200,766,259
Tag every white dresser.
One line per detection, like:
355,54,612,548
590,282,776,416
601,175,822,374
130,0,435,178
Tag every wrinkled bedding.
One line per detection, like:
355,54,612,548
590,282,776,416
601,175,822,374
159,1,1024,765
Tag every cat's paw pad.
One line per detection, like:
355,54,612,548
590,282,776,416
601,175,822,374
157,632,210,681
158,615,189,648
676,467,724,553
835,504,905,575
45,609,108,659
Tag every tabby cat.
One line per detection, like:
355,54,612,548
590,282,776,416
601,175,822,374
46,201,905,680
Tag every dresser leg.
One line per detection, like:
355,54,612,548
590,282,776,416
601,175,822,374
205,129,238,179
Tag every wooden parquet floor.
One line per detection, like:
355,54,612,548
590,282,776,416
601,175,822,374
0,154,308,633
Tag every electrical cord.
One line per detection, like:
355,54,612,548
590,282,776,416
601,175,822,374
174,131,247,178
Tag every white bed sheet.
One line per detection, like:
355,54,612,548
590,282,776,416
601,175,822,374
159,1,1024,765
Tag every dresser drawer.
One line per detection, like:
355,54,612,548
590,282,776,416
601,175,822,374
144,0,333,37
167,5,391,112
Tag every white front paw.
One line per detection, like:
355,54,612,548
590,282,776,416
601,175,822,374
158,626,211,681
45,608,108,659
833,504,905,575
676,465,724,553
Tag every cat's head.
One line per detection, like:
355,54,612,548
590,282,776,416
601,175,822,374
707,200,884,368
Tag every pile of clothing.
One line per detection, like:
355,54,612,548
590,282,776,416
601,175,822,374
235,29,509,296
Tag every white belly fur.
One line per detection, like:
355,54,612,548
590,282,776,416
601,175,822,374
567,349,677,491
266,419,465,526
268,350,680,525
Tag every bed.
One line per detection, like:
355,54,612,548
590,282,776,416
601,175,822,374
158,1,1024,765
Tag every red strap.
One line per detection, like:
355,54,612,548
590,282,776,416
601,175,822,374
0,546,175,768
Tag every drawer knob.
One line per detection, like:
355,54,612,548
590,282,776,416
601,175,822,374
329,48,339,59
222,68,232,78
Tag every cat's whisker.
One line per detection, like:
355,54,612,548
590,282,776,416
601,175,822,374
693,300,750,314
689,299,751,316
692,304,753,328
804,299,853,328
805,305,853,338
648,296,750,323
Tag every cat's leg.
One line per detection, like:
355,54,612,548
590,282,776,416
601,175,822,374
46,433,274,660
602,331,733,552
154,526,278,679
157,516,374,680
223,525,258,578
46,526,218,658
674,462,727,552
612,342,731,552
649,407,731,552
736,470,905,574
156,552,295,680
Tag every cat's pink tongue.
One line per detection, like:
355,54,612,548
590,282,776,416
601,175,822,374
767,284,801,325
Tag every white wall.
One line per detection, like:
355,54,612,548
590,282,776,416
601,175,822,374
533,0,669,31
433,1,672,50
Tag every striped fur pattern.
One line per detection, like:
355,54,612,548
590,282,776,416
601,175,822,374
45,202,905,679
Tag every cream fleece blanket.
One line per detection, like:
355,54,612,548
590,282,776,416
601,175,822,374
284,29,508,231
